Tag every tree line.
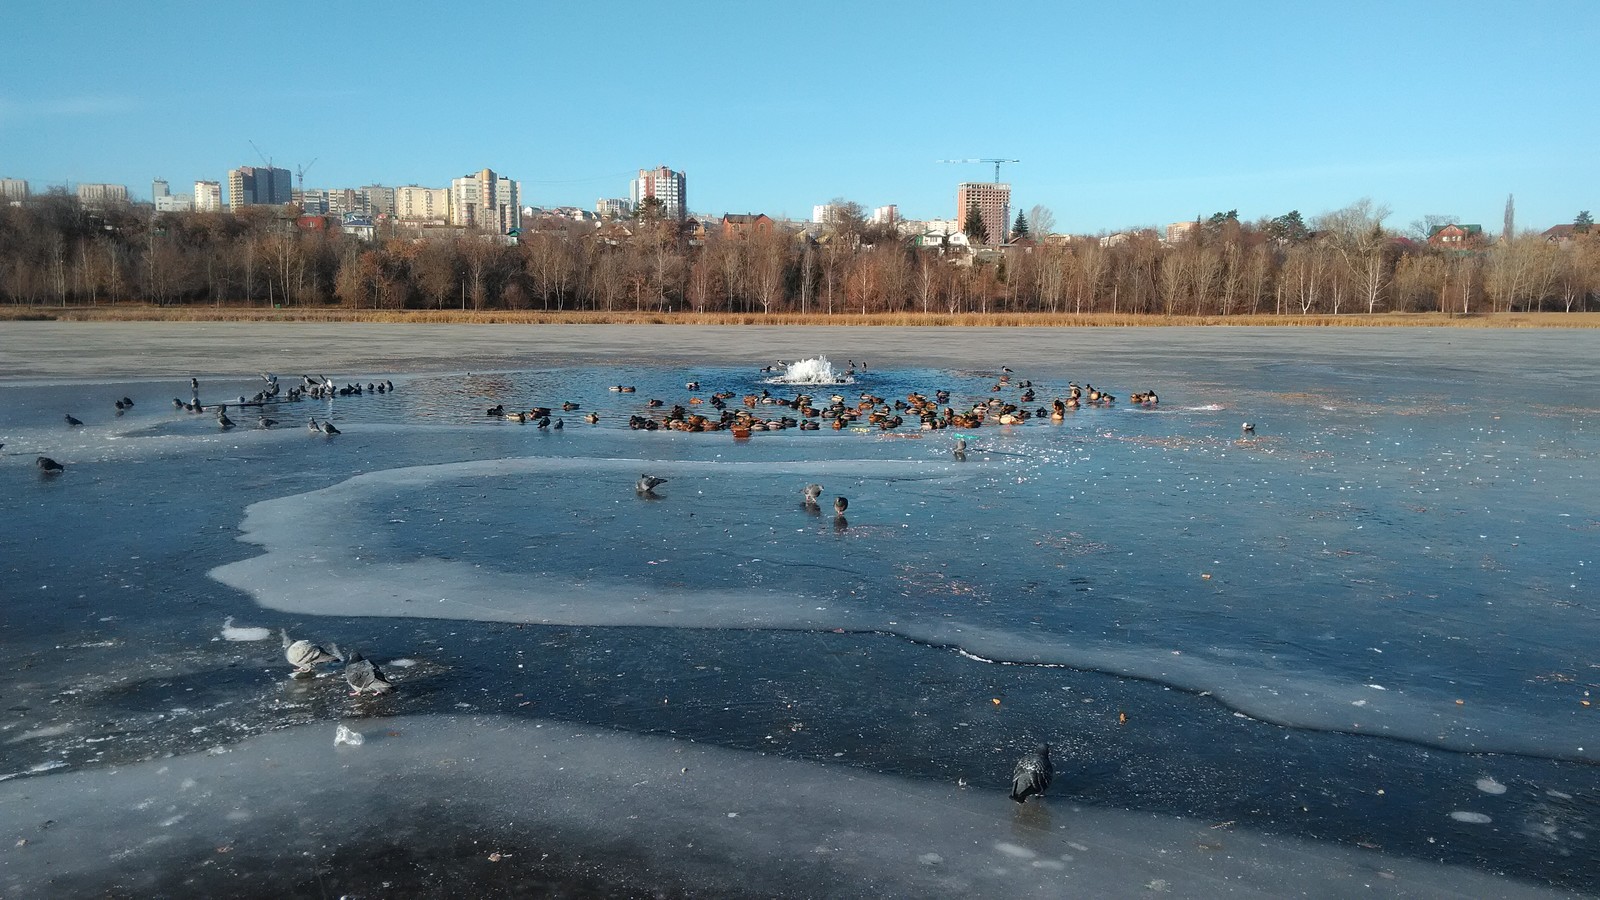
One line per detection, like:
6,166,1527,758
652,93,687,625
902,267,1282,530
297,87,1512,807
2,191,1596,315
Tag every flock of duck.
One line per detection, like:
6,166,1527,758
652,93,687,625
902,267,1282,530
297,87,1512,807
32,372,401,474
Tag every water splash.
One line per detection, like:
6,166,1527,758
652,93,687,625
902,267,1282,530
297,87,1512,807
766,356,855,385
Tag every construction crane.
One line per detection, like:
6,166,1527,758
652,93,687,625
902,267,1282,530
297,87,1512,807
938,158,1020,183
249,140,273,169
296,158,318,193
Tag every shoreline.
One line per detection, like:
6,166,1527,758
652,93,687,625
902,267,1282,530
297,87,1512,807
2,304,1598,328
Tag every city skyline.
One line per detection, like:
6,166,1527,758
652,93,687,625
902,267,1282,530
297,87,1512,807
2,3,1595,234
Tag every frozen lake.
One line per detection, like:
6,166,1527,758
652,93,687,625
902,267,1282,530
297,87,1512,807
1,323,1596,897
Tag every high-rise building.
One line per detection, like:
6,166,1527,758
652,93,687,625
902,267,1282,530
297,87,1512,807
395,185,450,224
449,168,520,232
870,205,898,226
630,166,686,220
360,185,396,218
152,179,170,201
194,180,222,212
77,183,130,207
0,178,28,201
227,165,292,210
155,194,194,212
956,182,1010,246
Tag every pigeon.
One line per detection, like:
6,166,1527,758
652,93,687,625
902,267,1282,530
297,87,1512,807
636,474,668,495
321,420,341,435
280,629,338,675
802,483,823,506
337,647,394,696
953,437,968,457
553,418,563,430
36,456,64,474
64,414,83,426
1242,422,1256,435
258,416,277,429
308,418,322,433
1009,744,1053,803
834,496,849,516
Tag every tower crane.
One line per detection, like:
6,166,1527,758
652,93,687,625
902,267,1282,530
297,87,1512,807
249,140,272,169
938,158,1020,183
296,158,318,193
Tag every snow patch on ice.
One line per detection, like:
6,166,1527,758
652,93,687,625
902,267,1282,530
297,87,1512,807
1450,811,1493,824
220,616,271,642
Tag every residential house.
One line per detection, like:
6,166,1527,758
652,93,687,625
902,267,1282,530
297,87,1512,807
1427,224,1484,248
721,213,774,240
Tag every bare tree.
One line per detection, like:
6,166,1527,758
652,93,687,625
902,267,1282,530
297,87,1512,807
1028,204,1056,239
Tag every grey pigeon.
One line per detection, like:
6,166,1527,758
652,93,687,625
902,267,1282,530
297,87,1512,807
321,420,341,435
1009,744,1053,803
953,437,967,455
802,483,823,505
309,418,322,433
280,629,338,675
36,456,64,473
336,647,394,696
636,474,668,495
64,414,83,426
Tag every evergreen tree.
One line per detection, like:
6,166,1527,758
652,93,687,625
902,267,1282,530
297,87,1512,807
1576,210,1593,234
963,206,988,244
1266,210,1310,245
1012,210,1029,239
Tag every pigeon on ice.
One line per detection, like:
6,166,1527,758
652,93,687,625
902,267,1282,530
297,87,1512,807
1009,744,1053,803
802,483,823,506
64,414,83,426
336,647,394,696
636,474,668,495
320,420,341,435
281,629,339,676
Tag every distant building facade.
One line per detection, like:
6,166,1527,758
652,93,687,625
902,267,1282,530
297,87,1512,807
155,194,193,212
596,197,632,218
630,166,686,220
1427,223,1484,247
449,168,521,232
77,183,130,207
395,185,450,224
870,205,898,226
1166,221,1200,244
152,179,170,201
227,165,291,210
194,180,222,211
360,185,396,218
956,182,1010,246
1,178,29,201
721,213,775,240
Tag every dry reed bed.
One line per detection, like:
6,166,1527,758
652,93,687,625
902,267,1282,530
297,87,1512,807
2,306,1597,328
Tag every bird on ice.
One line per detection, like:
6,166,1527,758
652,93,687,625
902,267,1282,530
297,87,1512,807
636,474,668,495
280,629,339,676
258,416,277,429
216,407,235,429
308,418,322,434
834,496,849,516
802,483,823,506
320,420,341,435
64,414,83,426
1241,422,1256,435
36,456,65,474
337,647,394,696
1009,744,1053,803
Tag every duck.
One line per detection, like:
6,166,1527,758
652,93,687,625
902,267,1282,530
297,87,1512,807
258,416,277,429
636,474,668,495
64,414,83,427
834,496,849,516
36,456,65,474
584,412,599,424
1242,422,1256,435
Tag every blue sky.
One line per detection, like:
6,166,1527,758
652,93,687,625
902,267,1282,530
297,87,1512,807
2,2,1594,234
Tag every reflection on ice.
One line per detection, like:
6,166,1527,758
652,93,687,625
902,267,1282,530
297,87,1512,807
0,714,1566,899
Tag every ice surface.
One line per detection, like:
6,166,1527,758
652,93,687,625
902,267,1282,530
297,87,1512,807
0,715,1567,899
219,616,271,642
4,324,1599,895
